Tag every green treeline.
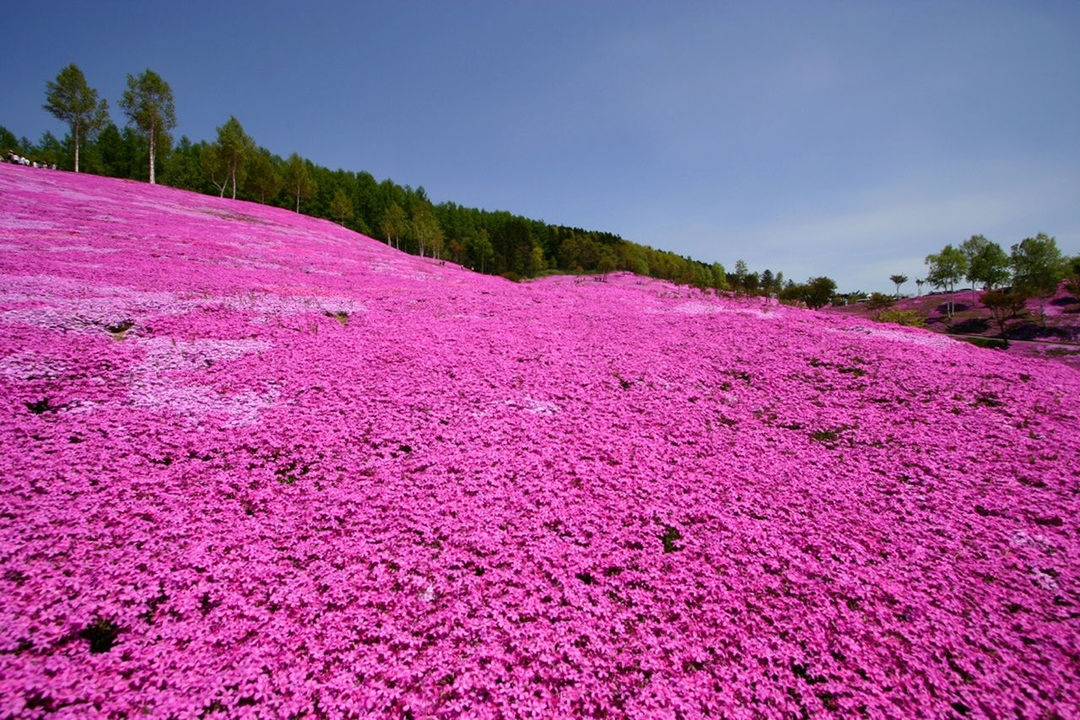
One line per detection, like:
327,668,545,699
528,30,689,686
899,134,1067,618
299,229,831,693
3,116,736,286
3,64,851,301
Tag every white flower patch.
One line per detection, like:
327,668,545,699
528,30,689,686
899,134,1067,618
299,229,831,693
134,337,271,373
504,397,560,415
0,350,69,382
830,324,957,349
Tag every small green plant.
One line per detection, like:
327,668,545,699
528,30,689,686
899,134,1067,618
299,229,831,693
324,310,349,326
660,525,683,553
79,618,120,653
810,429,838,444
106,319,135,339
25,398,56,414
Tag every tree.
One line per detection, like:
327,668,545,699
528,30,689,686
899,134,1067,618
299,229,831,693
982,290,1028,347
411,202,443,258
867,292,895,311
915,278,924,296
925,244,968,319
0,126,17,154
214,116,253,200
710,262,728,295
889,274,908,299
118,69,175,185
466,230,494,273
1066,257,1080,302
528,245,547,276
34,132,64,168
200,142,230,197
283,153,316,212
1011,233,1065,324
380,203,408,249
962,235,1010,298
800,276,837,309
329,188,354,226
246,149,281,204
733,259,748,297
760,269,774,297
159,135,204,191
43,64,109,173
597,247,618,280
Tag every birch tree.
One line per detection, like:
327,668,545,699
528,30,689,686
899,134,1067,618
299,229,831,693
283,153,316,213
215,116,253,199
118,69,175,184
43,64,109,173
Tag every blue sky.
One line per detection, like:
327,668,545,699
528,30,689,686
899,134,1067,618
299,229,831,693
3,1,1078,293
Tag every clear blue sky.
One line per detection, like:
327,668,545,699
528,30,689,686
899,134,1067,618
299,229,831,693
3,1,1078,293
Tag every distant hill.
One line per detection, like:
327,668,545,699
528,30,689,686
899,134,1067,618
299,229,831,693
828,287,1080,368
1,164,1077,718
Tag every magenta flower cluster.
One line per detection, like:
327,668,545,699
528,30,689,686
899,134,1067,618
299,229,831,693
0,165,1077,719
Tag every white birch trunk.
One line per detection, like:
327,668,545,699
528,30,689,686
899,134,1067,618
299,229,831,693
149,118,156,185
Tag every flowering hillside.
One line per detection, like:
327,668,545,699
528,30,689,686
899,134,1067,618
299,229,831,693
1,164,1077,719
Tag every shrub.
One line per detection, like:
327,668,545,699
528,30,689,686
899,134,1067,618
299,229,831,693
956,335,1007,350
866,293,894,311
875,309,925,327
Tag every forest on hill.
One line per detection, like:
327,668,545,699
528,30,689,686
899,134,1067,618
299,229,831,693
4,65,754,293
6,64,1079,317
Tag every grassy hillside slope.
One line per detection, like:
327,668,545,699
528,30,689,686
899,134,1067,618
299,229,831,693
1,165,1077,719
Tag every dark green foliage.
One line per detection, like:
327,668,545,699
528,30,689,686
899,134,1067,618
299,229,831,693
962,236,1010,290
955,336,1007,350
118,69,176,184
43,64,110,172
925,244,968,318
80,618,120,653
660,525,683,553
866,292,894,310
982,290,1028,346
779,277,837,309
26,398,56,414
1011,234,1065,324
875,309,925,327
0,125,17,153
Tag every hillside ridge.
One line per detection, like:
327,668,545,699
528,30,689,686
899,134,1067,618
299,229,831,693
1,164,1077,718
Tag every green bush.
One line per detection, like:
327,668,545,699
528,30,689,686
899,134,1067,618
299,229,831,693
956,335,1007,350
875,309,925,327
866,292,895,310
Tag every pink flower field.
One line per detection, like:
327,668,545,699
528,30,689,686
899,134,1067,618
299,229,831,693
0,164,1077,719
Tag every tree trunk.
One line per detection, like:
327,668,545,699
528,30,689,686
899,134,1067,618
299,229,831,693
74,123,80,173
149,119,156,185
231,165,237,200
295,188,300,213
